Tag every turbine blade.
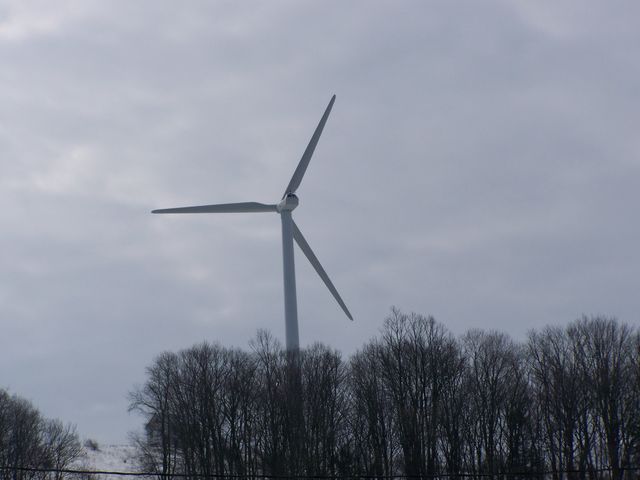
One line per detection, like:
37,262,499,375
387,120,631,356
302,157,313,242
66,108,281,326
152,202,278,214
292,220,353,321
283,95,336,197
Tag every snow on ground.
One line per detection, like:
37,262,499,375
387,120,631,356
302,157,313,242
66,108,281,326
76,443,140,480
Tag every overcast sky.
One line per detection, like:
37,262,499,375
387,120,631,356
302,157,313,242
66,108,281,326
1,0,639,444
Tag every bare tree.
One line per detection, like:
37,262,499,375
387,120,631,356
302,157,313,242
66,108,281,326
569,316,634,480
300,343,349,476
437,337,471,476
40,420,83,480
529,327,584,479
220,348,258,477
0,389,82,480
129,312,640,480
249,330,288,477
129,351,181,478
349,341,396,478
463,330,532,476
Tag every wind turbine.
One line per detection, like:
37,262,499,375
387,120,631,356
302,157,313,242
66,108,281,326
152,95,352,351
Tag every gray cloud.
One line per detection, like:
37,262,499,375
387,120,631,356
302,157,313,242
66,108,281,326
1,0,639,443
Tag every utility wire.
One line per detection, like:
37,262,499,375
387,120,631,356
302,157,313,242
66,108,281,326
1,465,640,479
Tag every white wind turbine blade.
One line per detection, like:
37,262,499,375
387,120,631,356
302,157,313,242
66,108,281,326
152,202,278,214
283,95,336,197
292,220,353,321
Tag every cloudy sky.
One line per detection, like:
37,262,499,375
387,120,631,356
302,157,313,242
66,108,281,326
2,0,639,444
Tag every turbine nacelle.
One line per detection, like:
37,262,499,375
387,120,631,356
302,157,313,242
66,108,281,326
277,193,299,213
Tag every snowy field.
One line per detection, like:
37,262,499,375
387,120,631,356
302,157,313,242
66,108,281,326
76,444,140,480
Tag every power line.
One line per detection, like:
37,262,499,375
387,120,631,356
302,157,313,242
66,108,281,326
2,465,640,479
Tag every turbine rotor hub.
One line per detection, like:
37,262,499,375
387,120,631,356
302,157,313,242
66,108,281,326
277,193,299,212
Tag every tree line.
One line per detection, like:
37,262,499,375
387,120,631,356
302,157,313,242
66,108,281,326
129,310,640,479
0,388,82,480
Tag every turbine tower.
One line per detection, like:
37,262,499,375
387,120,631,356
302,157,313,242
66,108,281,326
152,95,352,351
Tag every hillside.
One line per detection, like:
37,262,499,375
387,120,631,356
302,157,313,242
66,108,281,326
77,443,139,480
